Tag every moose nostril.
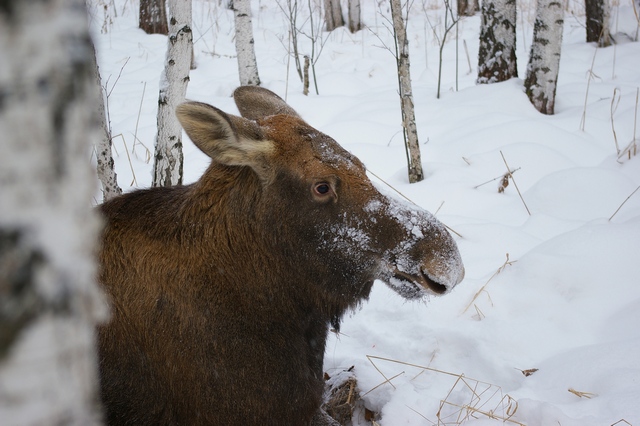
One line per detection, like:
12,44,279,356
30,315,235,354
420,269,447,294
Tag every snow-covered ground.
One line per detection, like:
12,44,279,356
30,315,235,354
90,1,640,424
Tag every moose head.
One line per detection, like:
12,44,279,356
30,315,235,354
97,86,464,425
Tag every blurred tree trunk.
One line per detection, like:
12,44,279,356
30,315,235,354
457,0,479,16
233,0,261,86
348,0,362,32
390,0,424,183
139,0,168,35
585,0,611,46
525,0,564,115
152,0,192,187
324,0,344,31
477,0,518,83
0,0,106,424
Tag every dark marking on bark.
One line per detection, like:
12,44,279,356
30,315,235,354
0,228,45,359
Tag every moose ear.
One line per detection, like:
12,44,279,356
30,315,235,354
176,101,274,175
233,86,301,120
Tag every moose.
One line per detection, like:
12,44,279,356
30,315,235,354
97,86,464,425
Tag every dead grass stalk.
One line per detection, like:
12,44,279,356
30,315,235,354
462,253,516,315
364,355,525,425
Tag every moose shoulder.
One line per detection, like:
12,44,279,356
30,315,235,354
97,86,464,425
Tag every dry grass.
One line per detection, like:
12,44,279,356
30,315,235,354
617,87,639,163
611,420,633,426
568,387,598,399
609,184,640,221
363,355,525,425
323,367,361,425
462,253,516,315
473,167,521,190
500,151,530,216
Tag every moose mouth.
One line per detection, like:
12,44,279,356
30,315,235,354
392,269,448,296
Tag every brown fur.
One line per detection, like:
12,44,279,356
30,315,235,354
97,87,464,425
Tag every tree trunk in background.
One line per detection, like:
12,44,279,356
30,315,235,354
0,0,105,424
233,0,261,86
477,0,518,83
585,0,611,47
324,0,344,31
390,0,424,184
94,58,122,201
152,0,192,187
348,0,362,33
525,0,564,115
457,0,479,16
139,0,168,35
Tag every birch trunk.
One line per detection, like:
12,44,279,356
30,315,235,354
390,0,424,183
348,0,362,33
0,0,105,424
477,0,518,83
457,0,479,16
324,0,345,31
233,0,261,86
152,0,192,187
94,59,122,201
139,0,169,35
585,0,611,46
524,0,564,115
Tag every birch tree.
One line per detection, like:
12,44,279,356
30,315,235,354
457,0,479,16
0,0,105,423
585,0,611,46
348,0,362,33
94,60,122,201
477,0,518,83
152,0,192,187
324,0,345,31
233,0,261,86
390,0,424,183
524,0,564,115
140,0,169,35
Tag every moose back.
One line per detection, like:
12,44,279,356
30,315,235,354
97,86,464,425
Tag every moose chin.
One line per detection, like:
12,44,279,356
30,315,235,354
97,86,464,426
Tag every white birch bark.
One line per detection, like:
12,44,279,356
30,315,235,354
524,0,564,115
477,0,518,83
152,0,192,187
94,60,122,201
233,0,261,86
348,0,362,33
324,0,345,31
0,0,106,424
390,0,424,183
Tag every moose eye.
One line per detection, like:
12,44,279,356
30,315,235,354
315,183,331,195
310,179,338,202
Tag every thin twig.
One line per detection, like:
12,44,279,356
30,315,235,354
106,57,130,98
462,254,515,314
609,185,640,221
580,46,600,131
112,133,138,187
500,151,531,216
568,388,597,399
132,81,146,154
611,420,633,426
474,167,521,189
635,87,639,142
611,87,621,154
